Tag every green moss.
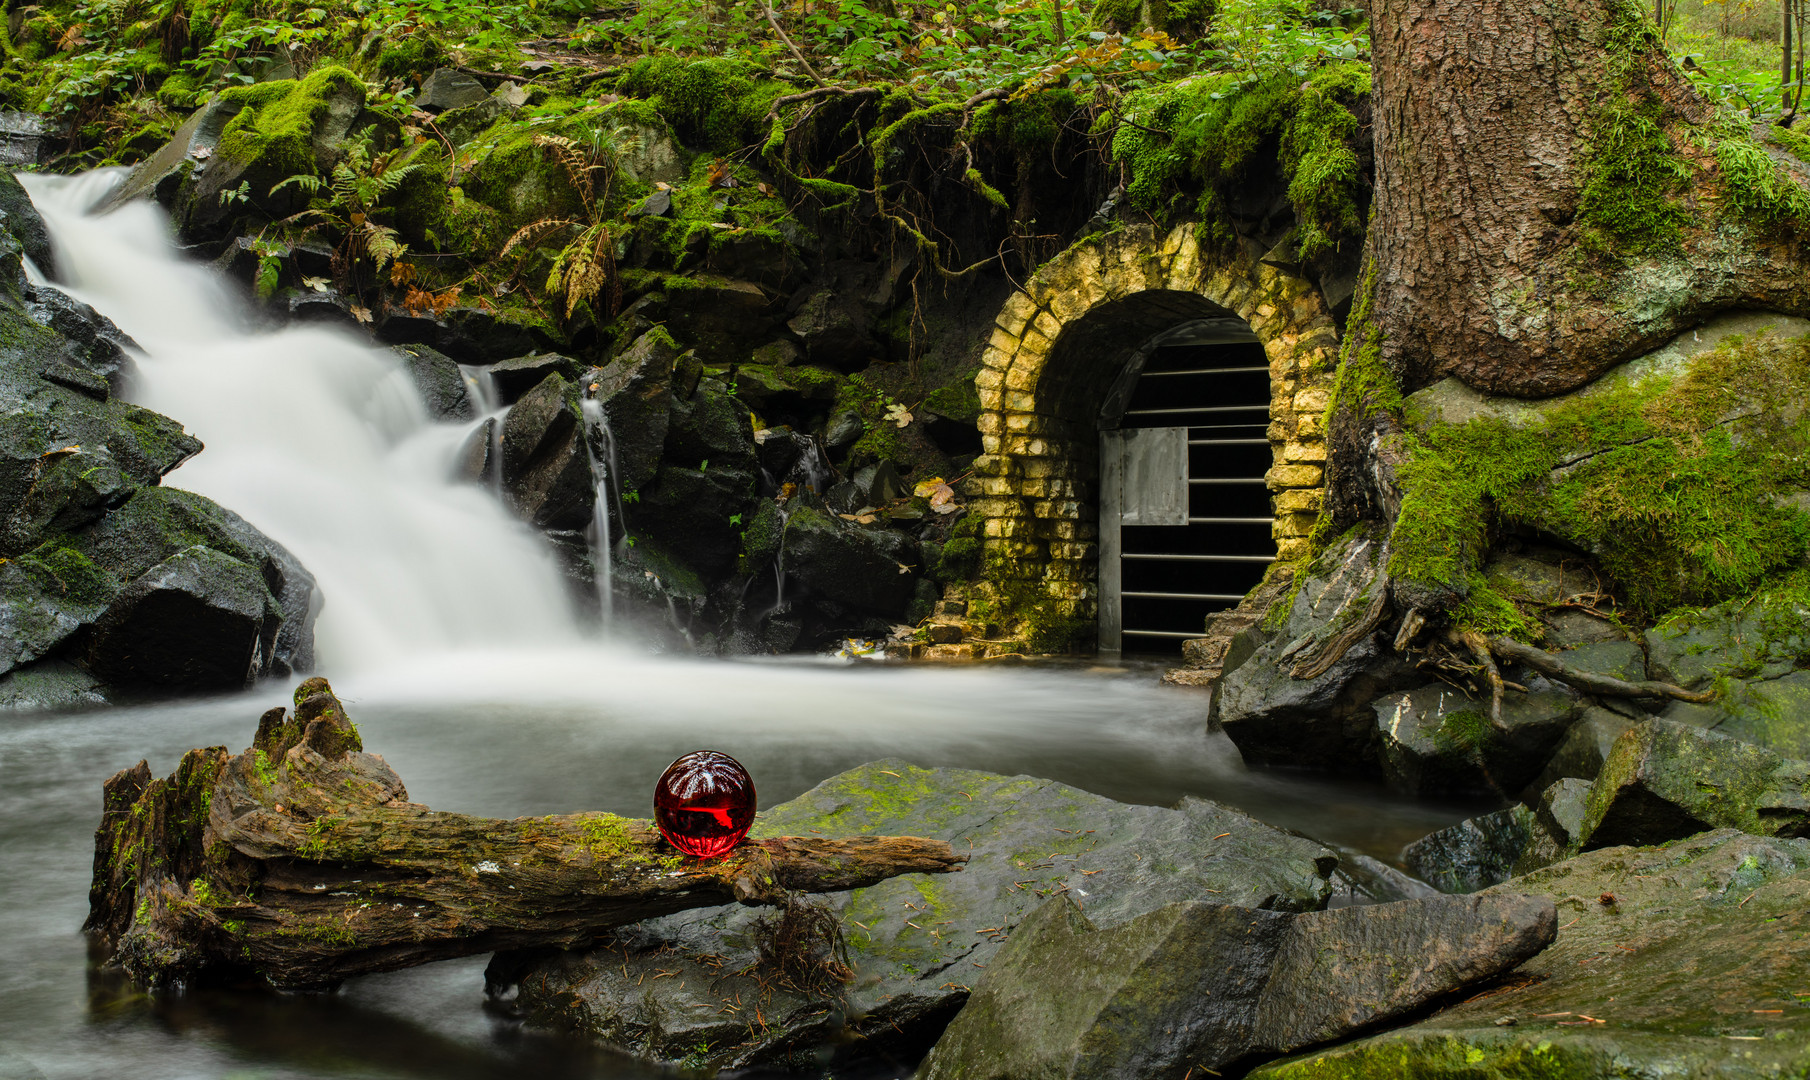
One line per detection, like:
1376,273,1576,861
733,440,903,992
1113,61,1370,261
922,376,981,423
1431,709,1490,754
616,56,787,154
936,536,981,582
1391,328,1810,620
216,66,364,182
14,544,114,607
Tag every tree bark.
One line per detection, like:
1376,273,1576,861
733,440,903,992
1368,0,1810,397
87,678,965,991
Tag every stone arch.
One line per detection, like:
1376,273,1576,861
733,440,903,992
965,222,1341,648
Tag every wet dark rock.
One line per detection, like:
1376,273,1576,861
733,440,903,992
753,428,835,493
392,343,472,422
728,363,839,416
283,286,358,327
23,285,138,389
1483,548,1629,647
589,329,677,494
1255,830,1810,1079
415,68,490,113
1403,805,1547,894
0,111,56,172
488,352,582,403
456,417,497,484
1330,852,1441,905
494,759,1339,1070
661,278,777,365
1536,776,1593,847
780,500,916,615
1219,531,1418,771
822,408,864,451
1520,705,1638,798
1575,719,1810,850
86,545,282,690
375,305,556,363
853,459,906,504
1370,675,1581,797
629,189,672,218
920,891,1556,1080
0,169,54,276
499,372,593,531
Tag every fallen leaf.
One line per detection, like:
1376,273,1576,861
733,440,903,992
350,305,374,324
930,484,958,512
302,276,331,293
912,477,946,497
885,402,913,428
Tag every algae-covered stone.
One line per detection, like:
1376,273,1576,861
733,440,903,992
1520,705,1637,798
1575,719,1810,849
492,759,1338,1070
920,891,1555,1080
1253,829,1810,1080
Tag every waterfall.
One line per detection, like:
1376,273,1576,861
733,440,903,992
20,171,585,674
578,396,618,625
456,363,504,494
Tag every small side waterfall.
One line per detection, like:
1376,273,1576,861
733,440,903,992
456,363,505,494
21,170,586,673
578,396,620,625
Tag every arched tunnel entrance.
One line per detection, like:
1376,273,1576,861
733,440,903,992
969,223,1338,657
1099,319,1277,653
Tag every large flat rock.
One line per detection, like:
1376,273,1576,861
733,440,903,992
1254,829,1810,1079
491,759,1338,1070
919,891,1555,1080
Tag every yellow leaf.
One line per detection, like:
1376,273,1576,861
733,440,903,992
912,477,947,498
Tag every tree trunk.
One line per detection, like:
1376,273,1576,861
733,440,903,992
1366,0,1810,398
87,678,965,991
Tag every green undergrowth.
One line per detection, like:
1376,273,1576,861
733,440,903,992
1391,328,1810,624
1112,59,1370,261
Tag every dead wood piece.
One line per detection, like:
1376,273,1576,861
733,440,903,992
1487,636,1715,705
761,0,825,86
86,678,965,991
765,85,886,120
1458,629,1505,728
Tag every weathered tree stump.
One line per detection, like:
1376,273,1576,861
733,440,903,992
86,677,965,990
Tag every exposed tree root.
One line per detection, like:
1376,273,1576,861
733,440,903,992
1487,636,1714,705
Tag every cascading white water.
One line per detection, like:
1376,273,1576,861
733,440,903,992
21,170,585,673
578,396,617,624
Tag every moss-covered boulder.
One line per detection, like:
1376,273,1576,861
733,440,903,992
777,499,917,617
1575,719,1810,850
919,891,1555,1080
627,378,756,574
490,759,1339,1071
1253,830,1810,1079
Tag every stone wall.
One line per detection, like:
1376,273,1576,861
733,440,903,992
964,222,1341,646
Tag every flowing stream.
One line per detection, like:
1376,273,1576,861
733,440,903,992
0,176,1499,1079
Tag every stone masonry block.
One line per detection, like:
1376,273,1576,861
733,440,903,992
1284,440,1328,463
1267,463,1324,489
1274,488,1323,514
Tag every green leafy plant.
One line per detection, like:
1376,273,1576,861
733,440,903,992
500,132,637,322
271,132,426,297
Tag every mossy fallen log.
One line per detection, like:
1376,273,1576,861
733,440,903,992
86,677,965,991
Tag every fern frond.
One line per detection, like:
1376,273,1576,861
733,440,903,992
499,217,579,257
270,173,326,197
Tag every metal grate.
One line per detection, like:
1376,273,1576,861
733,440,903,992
1100,332,1275,655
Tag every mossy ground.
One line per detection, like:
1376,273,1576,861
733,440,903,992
1391,328,1810,628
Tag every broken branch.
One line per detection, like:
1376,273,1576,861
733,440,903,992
86,679,965,991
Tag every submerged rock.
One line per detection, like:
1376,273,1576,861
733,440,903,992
1254,829,1810,1079
491,759,1338,1070
920,891,1555,1080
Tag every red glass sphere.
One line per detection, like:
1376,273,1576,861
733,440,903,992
653,751,757,859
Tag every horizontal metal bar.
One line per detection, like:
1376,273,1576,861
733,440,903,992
1189,438,1269,446
1125,405,1270,417
1188,478,1268,485
1121,553,1277,563
1121,629,1213,639
1139,365,1271,376
1122,591,1250,601
1187,516,1273,524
